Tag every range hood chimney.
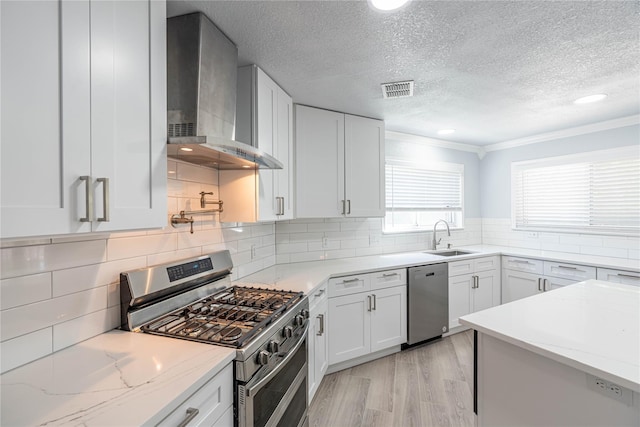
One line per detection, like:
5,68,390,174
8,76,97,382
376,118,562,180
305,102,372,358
166,13,282,170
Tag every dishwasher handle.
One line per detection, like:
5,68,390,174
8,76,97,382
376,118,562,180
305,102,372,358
424,272,435,277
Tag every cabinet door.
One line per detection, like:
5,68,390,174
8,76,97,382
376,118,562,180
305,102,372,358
370,286,407,352
310,300,328,401
502,270,541,303
344,115,385,217
275,87,294,219
256,68,278,221
449,274,473,328
1,0,91,238
328,293,369,365
90,0,166,232
472,270,499,313
295,105,344,218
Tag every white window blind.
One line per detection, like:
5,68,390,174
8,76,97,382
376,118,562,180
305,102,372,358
385,160,463,232
512,146,640,233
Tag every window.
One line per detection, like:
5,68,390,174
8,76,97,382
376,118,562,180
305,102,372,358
512,146,640,234
384,159,464,233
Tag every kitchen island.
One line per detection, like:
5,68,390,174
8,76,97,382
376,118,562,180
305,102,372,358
460,279,640,426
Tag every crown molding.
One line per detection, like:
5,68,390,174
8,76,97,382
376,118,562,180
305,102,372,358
483,115,640,153
385,130,485,158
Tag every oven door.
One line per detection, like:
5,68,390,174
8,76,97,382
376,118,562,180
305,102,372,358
238,323,309,427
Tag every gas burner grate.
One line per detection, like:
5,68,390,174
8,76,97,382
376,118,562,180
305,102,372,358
140,286,304,348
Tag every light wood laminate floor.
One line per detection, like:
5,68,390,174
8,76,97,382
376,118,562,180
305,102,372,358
309,330,475,427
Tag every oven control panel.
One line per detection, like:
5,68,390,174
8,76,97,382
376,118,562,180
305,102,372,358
167,258,214,282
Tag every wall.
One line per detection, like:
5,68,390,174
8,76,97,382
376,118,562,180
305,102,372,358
0,160,276,373
481,124,640,258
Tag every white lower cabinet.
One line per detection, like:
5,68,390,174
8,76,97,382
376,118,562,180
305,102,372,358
596,268,640,287
308,283,329,402
502,257,596,303
448,257,500,329
157,363,233,427
328,269,407,366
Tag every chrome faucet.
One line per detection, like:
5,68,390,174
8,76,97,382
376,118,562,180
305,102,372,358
432,219,450,250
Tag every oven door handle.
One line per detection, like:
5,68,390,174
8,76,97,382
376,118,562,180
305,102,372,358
246,321,309,397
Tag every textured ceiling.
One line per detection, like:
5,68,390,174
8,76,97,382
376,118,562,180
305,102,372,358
167,0,640,145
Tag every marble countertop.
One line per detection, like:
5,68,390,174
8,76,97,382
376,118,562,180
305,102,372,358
0,330,235,426
234,244,639,295
460,280,640,392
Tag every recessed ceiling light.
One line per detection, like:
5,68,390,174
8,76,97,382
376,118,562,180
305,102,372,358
437,129,456,135
573,94,607,104
368,0,409,11
180,147,193,152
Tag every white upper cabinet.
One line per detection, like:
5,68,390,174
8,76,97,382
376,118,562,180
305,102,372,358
221,65,293,222
1,0,167,239
295,105,384,218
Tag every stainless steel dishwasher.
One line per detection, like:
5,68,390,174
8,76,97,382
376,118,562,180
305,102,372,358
407,263,449,345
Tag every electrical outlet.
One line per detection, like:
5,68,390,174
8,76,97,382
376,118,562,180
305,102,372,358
251,244,257,259
526,231,539,238
322,237,329,248
587,374,633,406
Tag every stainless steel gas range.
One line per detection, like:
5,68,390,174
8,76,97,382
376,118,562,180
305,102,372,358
120,250,309,427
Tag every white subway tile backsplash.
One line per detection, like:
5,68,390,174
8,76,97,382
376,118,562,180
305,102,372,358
306,222,341,233
107,234,177,261
52,257,146,298
1,328,52,374
146,248,202,267
1,240,107,280
176,228,223,250
0,273,51,310
1,287,107,342
580,246,628,258
53,306,120,352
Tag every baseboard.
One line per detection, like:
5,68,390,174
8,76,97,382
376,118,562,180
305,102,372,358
326,346,401,374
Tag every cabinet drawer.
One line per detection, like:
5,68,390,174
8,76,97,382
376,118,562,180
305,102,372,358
329,274,369,297
158,364,233,427
473,256,500,273
543,261,595,282
448,259,474,277
309,282,328,309
370,268,406,290
502,256,543,274
597,268,640,287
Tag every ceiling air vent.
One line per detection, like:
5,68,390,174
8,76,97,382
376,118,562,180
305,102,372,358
381,80,414,99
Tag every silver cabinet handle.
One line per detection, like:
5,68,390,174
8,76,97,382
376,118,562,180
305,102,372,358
372,294,376,310
619,273,640,279
475,276,479,289
317,314,324,336
314,289,326,297
543,278,549,292
537,278,542,291
276,196,284,215
557,265,577,270
347,199,351,215
512,260,532,264
97,177,109,222
342,278,360,284
79,176,93,222
280,197,285,215
367,295,372,312
382,273,398,278
177,408,199,427
341,200,346,215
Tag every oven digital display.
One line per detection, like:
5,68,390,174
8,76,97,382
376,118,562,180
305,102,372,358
167,258,214,282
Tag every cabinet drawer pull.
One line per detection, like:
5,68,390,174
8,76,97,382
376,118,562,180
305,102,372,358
317,314,324,336
556,265,577,270
342,278,360,284
511,260,532,264
314,289,326,297
97,177,110,222
177,407,199,427
79,176,93,222
618,273,640,279
382,273,398,278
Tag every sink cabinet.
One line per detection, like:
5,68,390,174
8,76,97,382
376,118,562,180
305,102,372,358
448,256,500,329
1,0,167,238
327,269,406,367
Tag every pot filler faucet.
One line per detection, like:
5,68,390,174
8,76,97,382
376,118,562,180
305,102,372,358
432,219,450,250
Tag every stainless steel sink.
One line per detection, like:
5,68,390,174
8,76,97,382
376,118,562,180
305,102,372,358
424,250,475,257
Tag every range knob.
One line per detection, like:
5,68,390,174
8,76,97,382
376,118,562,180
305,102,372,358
301,309,310,319
269,340,280,353
257,350,270,366
283,326,293,338
294,315,305,326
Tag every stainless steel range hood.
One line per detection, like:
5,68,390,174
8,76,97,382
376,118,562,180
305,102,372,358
167,13,282,170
